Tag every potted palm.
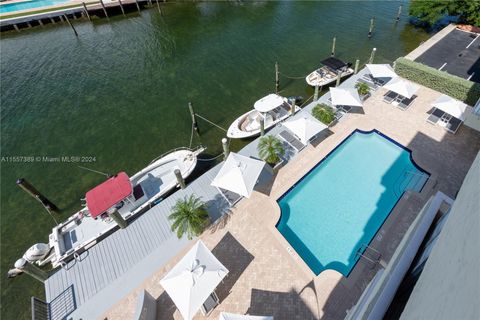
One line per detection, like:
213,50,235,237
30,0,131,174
257,135,285,170
355,82,371,101
169,194,209,240
311,104,335,125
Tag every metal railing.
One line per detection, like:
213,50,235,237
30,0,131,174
31,285,76,320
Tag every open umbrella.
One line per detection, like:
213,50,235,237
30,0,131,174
384,78,419,99
160,240,229,320
329,87,363,107
283,117,328,144
431,94,469,121
365,64,397,78
211,153,265,198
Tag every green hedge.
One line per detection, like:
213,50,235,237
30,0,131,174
394,57,480,106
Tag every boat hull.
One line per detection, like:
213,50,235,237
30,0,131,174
306,68,354,87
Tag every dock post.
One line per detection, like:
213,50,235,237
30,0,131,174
82,2,91,21
64,15,78,37
290,99,296,115
369,47,376,64
259,118,265,136
148,0,152,6
335,72,341,87
314,85,319,101
99,0,109,18
368,18,375,38
354,59,360,74
38,19,44,27
16,178,58,212
396,5,402,22
188,102,199,134
331,36,336,57
14,259,48,283
222,138,229,160
118,0,125,16
134,0,141,13
50,17,56,24
174,169,186,189
156,0,162,14
109,209,128,229
13,24,20,32
275,61,279,93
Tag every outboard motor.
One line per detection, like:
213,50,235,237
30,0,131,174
23,243,50,263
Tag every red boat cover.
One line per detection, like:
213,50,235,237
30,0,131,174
86,172,132,218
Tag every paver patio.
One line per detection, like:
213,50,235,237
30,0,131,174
103,80,480,320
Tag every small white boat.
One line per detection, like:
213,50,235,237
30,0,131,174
227,94,300,139
306,57,354,87
35,147,204,268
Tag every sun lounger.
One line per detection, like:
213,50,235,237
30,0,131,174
201,291,220,316
278,130,305,152
426,108,445,124
446,117,462,134
217,187,242,206
338,105,352,113
397,95,417,110
364,73,386,86
383,91,398,103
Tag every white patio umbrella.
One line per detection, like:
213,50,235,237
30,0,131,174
160,240,229,320
211,152,265,198
431,94,469,121
365,64,397,78
384,78,419,99
219,312,274,320
329,87,363,107
283,116,328,144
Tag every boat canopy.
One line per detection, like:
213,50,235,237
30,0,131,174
86,172,132,218
254,94,285,112
320,57,348,71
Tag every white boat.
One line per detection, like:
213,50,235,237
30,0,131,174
227,94,300,139
34,147,204,268
306,57,354,87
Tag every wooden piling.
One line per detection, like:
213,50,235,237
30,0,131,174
13,24,20,32
50,17,55,24
16,178,58,212
290,99,296,115
331,36,336,57
188,102,199,134
335,72,341,87
109,209,127,229
259,118,265,136
396,5,402,22
99,0,109,18
134,0,141,13
118,0,125,16
314,85,319,101
59,15,64,22
27,22,32,28
222,138,229,160
174,169,186,189
354,59,360,74
275,62,279,93
14,259,48,283
64,15,78,37
156,0,162,14
82,2,91,21
369,47,377,64
368,18,374,38
38,19,44,27
148,0,152,6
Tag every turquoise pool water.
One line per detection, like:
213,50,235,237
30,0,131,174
0,0,70,14
277,130,428,276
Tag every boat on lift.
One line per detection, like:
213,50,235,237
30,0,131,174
35,147,204,268
306,57,354,87
227,94,300,139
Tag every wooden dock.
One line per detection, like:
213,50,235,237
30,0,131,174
44,162,230,320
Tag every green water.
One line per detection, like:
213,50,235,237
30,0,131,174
0,1,429,318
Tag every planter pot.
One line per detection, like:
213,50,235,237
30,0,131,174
361,92,371,101
267,158,285,173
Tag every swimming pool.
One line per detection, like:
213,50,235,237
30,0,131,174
0,0,71,14
277,130,429,276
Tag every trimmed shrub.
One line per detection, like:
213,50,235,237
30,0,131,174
394,57,480,106
312,104,335,125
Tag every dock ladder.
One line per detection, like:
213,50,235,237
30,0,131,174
355,244,382,269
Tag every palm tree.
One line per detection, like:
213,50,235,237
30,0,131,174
257,135,285,165
311,104,335,125
355,82,371,96
169,194,209,240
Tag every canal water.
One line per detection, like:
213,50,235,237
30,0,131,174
0,1,428,318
